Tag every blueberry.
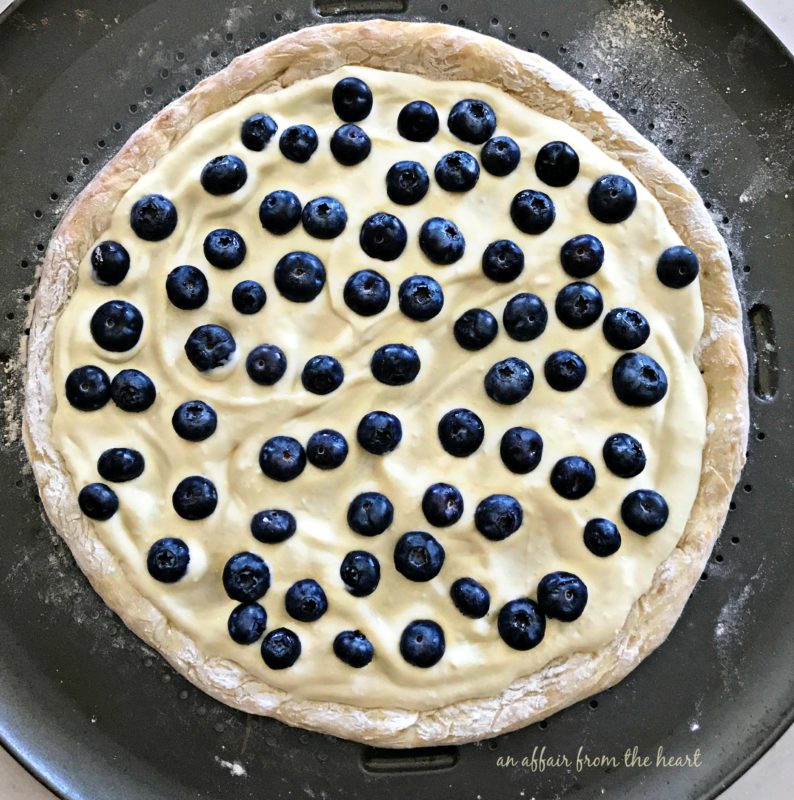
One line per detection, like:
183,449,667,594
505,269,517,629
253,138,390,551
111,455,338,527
109,369,155,412
434,150,480,192
301,355,344,395
481,136,520,176
307,429,349,470
450,577,490,618
232,280,267,314
555,282,604,329
419,217,466,265
453,308,498,350
560,234,605,278
400,620,445,667
386,161,429,205
621,489,669,535
588,174,637,223
535,141,580,186
97,447,144,482
147,538,189,583
65,365,110,411
510,190,556,234
165,265,209,310
497,598,545,650
422,483,464,527
91,241,130,285
437,408,484,457
251,509,297,544
583,518,622,557
550,456,596,500
394,531,444,582
184,324,236,372
612,352,668,406
332,77,372,122
261,627,301,669
130,194,177,241
503,293,548,341
222,551,270,602
544,350,586,391
398,100,439,141
475,494,523,541
78,483,118,521
371,343,421,385
333,630,374,667
603,433,646,478
448,99,496,144
279,124,318,163
228,603,267,645
340,550,380,596
343,269,390,316
357,411,402,455
302,196,347,239
172,475,218,520
246,344,287,385
259,436,306,481
172,400,217,441
241,113,278,151
203,228,246,269
200,154,247,195
347,492,394,536
330,123,371,165
90,300,143,352
274,251,326,302
398,275,444,321
360,213,407,261
537,571,588,621
285,579,328,622
500,427,543,474
482,239,524,283
484,357,534,404
259,190,302,234
657,245,700,288
602,307,650,350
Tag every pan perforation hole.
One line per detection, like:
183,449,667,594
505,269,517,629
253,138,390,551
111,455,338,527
743,484,752,493
66,174,74,183
129,104,138,114
756,431,765,441
540,30,550,39
490,17,499,26
588,699,599,709
274,11,283,22
457,18,466,27
715,554,723,563
33,209,42,219
175,51,185,62
361,745,459,773
259,31,268,39
731,536,740,545
113,122,121,131
225,32,234,42
700,571,708,581
538,719,548,730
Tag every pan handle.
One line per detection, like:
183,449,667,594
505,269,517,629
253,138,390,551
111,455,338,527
748,303,778,401
312,0,408,17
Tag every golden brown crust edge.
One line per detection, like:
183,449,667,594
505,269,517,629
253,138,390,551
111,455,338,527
22,20,748,747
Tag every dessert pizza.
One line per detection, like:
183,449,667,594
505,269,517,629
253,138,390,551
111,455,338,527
22,20,748,746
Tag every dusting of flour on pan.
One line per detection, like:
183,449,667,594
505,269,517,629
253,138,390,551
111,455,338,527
214,756,247,777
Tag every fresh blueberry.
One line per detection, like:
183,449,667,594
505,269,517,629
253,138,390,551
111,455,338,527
419,217,465,265
231,280,266,314
90,300,143,352
78,483,118,521
259,436,306,481
398,100,439,141
371,343,421,385
555,282,604,329
448,98,496,144
227,603,267,645
422,483,464,527
386,161,429,205
203,228,246,269
332,76,372,122
306,429,349,470
261,627,301,669
482,239,524,283
110,369,156,412
200,154,247,195
612,352,668,406
503,293,548,341
251,509,297,544
535,141,580,186
434,150,480,192
302,196,347,239
279,124,318,163
340,550,381,596
398,275,444,321
172,400,217,441
537,571,588,621
484,357,534,404
450,577,490,618
560,234,605,278
165,265,209,310
301,355,344,395
588,175,637,223
246,344,287,385
347,492,394,536
453,308,498,350
285,579,328,622
359,213,407,261
481,136,520,176
147,538,189,583
657,245,700,288
602,307,650,350
330,123,372,165
497,598,545,650
91,241,130,285
130,194,177,241
274,251,326,302
583,518,622,557
510,190,556,234
172,475,217,520
544,350,586,391
550,456,596,500
241,112,278,151
97,447,144,482
184,324,236,372
475,494,523,541
500,427,543,474
65,365,110,411
394,531,445,581
400,619,445,667
343,269,390,316
357,411,402,455
437,408,484,457
223,551,271,602
259,190,302,234
621,489,669,535
333,630,374,667
603,433,646,478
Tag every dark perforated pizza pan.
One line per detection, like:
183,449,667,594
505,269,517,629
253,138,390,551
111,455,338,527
0,0,791,798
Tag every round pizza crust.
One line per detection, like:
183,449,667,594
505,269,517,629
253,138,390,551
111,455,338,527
22,20,748,747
